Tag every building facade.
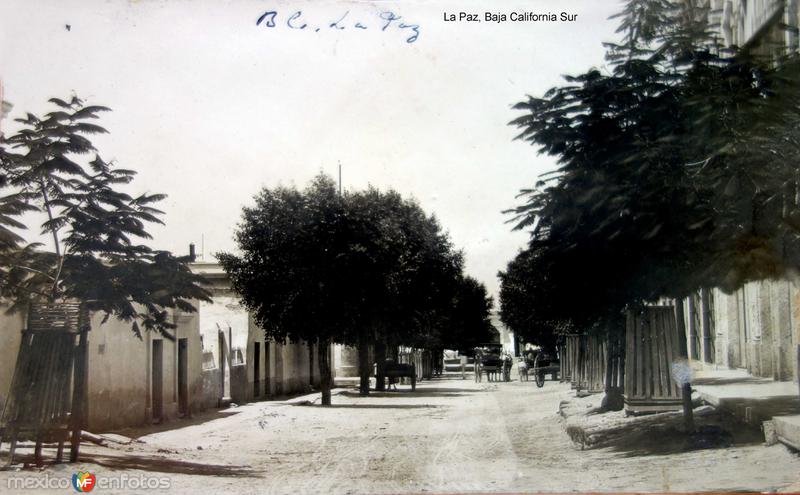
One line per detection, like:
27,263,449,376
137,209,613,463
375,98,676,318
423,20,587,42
0,303,205,431
0,261,325,433
682,281,799,382
190,262,321,406
705,0,798,56
681,0,800,385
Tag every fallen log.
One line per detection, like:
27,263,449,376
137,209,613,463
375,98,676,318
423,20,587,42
566,405,716,449
80,431,108,447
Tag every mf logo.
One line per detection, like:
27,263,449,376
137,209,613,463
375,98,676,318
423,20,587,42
72,472,96,492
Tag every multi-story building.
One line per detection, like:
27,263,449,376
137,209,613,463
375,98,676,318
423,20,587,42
0,79,12,139
706,0,798,56
683,0,800,385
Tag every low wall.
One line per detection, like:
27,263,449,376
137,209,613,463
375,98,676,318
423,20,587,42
199,368,222,410
230,364,248,404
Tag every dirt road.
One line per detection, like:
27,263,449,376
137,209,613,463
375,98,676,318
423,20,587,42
2,377,799,493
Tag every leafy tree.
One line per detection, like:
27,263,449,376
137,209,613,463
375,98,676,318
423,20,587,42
219,175,357,405
0,96,210,336
501,0,800,421
504,0,800,329
442,275,497,355
336,187,464,394
498,246,567,352
220,176,483,400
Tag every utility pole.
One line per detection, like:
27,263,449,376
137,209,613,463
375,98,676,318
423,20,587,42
338,161,342,195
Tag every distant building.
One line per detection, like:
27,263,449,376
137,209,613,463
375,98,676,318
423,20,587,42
189,261,322,405
0,79,12,138
705,0,798,57
491,311,517,356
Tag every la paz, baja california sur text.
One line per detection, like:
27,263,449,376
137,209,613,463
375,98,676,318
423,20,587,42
444,12,578,23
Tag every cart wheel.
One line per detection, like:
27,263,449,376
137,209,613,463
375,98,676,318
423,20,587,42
411,374,416,391
534,354,546,388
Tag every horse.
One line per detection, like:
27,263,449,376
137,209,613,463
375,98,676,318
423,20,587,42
517,358,529,381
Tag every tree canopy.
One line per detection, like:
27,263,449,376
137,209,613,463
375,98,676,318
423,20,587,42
499,0,800,341
219,174,493,401
441,275,498,354
0,96,210,336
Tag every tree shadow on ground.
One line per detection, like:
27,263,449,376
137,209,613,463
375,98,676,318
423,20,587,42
340,388,483,398
107,409,243,440
5,452,258,477
603,418,764,458
294,403,442,409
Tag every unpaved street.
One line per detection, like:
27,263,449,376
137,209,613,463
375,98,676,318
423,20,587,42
2,377,799,494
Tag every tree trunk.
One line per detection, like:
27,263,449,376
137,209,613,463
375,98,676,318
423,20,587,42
701,288,713,363
603,330,624,411
317,338,332,406
375,339,387,392
567,405,714,450
674,299,695,432
358,333,370,396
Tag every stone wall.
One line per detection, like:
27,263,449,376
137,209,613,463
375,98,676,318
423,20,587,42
699,279,798,382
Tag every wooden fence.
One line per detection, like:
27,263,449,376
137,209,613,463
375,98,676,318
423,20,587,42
564,334,607,393
0,302,90,465
604,330,626,409
623,306,683,413
559,343,570,383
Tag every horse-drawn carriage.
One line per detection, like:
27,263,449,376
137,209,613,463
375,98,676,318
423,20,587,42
519,347,560,387
474,343,512,382
378,360,416,391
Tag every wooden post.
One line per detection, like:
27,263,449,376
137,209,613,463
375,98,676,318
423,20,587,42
69,330,89,462
308,342,315,386
56,440,65,463
317,338,332,406
34,433,44,467
6,431,18,467
675,300,694,432
688,295,699,360
374,340,386,392
357,333,370,396
701,288,713,363
604,330,624,410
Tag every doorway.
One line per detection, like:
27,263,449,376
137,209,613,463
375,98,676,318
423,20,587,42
178,338,188,416
253,342,261,398
264,341,271,397
151,339,163,422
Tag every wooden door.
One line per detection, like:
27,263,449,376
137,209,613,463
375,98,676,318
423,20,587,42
178,338,188,416
152,340,164,421
253,342,261,398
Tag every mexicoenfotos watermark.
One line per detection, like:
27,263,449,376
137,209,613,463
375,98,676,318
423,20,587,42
7,472,171,491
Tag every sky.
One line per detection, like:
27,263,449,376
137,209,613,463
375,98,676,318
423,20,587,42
0,0,623,301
